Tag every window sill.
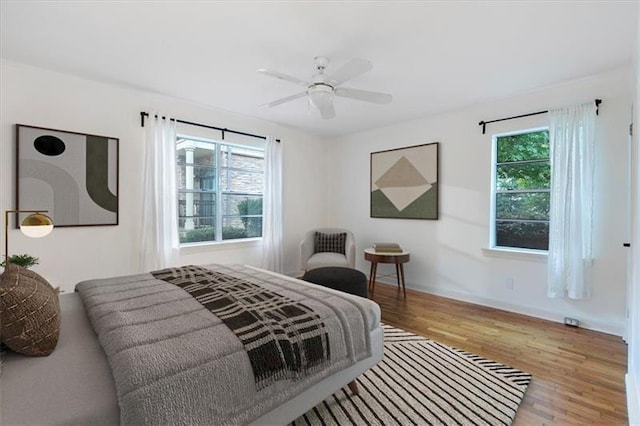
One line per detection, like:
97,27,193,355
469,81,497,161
482,247,547,263
180,238,262,253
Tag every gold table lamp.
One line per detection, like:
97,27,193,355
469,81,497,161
4,210,54,265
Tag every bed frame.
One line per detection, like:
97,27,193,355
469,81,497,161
1,280,382,425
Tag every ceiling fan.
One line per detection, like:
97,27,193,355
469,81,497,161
258,56,392,119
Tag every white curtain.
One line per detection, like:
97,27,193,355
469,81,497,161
261,136,283,273
140,115,179,271
547,102,596,299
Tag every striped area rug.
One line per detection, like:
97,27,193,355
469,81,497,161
293,324,532,426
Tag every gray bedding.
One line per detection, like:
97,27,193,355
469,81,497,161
1,294,120,426
75,264,375,426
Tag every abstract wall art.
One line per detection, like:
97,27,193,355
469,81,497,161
370,142,439,220
17,125,119,227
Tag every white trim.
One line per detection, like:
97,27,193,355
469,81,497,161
176,133,265,152
284,270,303,278
176,133,265,245
395,281,624,336
180,237,262,253
489,131,499,247
482,247,547,263
627,372,640,425
489,126,550,251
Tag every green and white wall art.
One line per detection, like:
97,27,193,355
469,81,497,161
370,142,439,220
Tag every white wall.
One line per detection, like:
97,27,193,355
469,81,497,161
328,67,632,336
1,48,636,419
0,61,329,292
626,6,640,423
0,61,632,335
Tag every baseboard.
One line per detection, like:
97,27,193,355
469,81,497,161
628,372,640,425
376,278,624,336
284,270,303,278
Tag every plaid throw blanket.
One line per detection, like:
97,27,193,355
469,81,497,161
76,264,375,425
151,265,331,389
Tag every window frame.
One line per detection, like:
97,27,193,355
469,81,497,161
489,126,550,254
176,134,265,246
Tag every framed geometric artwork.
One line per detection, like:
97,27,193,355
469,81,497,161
370,142,439,220
16,124,119,227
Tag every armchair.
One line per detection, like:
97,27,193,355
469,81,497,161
300,228,356,272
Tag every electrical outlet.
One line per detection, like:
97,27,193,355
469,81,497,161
564,317,580,327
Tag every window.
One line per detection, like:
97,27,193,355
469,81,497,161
491,128,550,251
176,136,264,244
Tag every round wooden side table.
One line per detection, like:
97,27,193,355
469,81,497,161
364,248,410,298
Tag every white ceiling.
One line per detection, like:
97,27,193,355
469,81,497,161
1,1,637,137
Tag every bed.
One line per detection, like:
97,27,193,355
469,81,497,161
1,264,383,425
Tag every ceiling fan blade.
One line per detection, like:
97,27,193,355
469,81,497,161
327,58,372,86
259,92,307,108
318,103,336,120
257,68,309,87
334,87,392,104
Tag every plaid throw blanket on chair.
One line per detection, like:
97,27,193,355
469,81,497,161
152,265,331,389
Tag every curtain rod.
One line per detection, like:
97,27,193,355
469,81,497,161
478,99,602,134
139,112,280,143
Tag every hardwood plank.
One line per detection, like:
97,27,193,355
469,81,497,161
370,283,628,425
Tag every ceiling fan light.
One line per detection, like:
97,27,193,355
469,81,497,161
309,91,333,109
307,84,334,110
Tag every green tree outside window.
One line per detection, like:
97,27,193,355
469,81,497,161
495,130,550,250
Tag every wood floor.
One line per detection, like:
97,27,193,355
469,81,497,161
369,283,628,425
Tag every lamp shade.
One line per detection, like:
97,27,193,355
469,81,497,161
20,213,54,238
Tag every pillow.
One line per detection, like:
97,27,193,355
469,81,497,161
0,264,60,356
314,232,347,255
